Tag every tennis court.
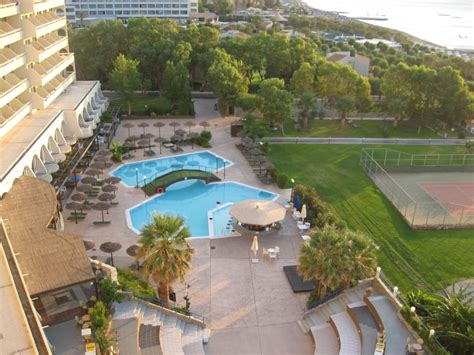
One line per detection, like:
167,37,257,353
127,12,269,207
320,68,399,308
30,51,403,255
360,149,474,228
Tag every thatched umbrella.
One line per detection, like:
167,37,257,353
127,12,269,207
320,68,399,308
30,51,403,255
99,241,121,266
154,137,166,154
76,184,93,193
126,244,140,269
153,122,166,137
170,134,181,143
102,184,118,196
123,141,136,150
98,192,115,203
122,122,134,137
81,176,98,185
71,192,87,202
90,162,107,171
66,201,86,224
242,136,253,144
83,239,95,251
104,176,121,185
137,139,149,148
126,135,140,143
184,121,196,133
138,122,149,135
97,150,111,156
230,200,285,226
169,121,180,133
85,168,101,177
175,128,186,136
93,202,110,224
199,121,211,131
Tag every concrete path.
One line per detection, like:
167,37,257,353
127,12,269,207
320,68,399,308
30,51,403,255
263,137,468,145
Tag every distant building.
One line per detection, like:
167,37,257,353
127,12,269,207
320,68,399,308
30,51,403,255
191,11,219,25
220,30,248,40
281,29,306,38
65,0,198,26
326,51,370,77
356,38,402,49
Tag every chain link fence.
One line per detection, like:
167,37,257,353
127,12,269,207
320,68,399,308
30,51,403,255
360,148,474,229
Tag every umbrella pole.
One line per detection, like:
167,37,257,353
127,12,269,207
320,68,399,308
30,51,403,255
74,208,78,224
110,252,114,266
160,142,162,155
101,210,105,222
159,127,161,138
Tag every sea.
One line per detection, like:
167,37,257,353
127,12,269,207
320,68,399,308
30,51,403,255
305,0,474,51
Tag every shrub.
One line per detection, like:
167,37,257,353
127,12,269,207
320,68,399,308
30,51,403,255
294,184,345,229
100,112,113,123
117,269,156,301
457,130,466,139
145,98,173,115
276,173,289,188
175,100,194,115
194,130,212,148
98,279,124,317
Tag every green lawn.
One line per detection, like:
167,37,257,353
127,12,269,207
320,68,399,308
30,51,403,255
109,96,172,115
265,119,461,139
268,144,474,292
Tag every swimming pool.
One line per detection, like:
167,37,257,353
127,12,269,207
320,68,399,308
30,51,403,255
127,179,278,238
111,151,232,187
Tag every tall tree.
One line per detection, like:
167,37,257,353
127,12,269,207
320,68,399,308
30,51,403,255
214,0,233,15
258,78,293,131
335,95,355,127
297,92,320,130
109,54,143,116
207,49,249,115
137,214,194,305
290,62,317,97
162,60,192,106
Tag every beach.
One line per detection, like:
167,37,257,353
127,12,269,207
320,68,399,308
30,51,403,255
305,0,473,51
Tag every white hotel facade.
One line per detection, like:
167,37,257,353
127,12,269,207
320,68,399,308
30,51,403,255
65,0,198,25
0,0,108,196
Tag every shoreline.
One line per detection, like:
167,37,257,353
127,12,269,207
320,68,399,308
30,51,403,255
303,4,474,57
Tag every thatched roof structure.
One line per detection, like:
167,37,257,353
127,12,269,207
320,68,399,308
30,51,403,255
0,177,94,296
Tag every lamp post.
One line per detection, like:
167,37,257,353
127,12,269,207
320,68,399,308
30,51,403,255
143,176,147,197
135,168,139,188
290,178,295,203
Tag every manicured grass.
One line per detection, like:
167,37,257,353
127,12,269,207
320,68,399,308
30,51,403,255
265,119,461,139
109,96,173,115
268,144,474,292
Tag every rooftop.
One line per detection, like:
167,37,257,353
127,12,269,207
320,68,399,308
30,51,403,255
0,243,37,355
0,176,94,296
50,80,99,111
0,108,62,182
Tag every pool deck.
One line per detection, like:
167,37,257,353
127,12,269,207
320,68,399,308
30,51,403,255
63,98,313,354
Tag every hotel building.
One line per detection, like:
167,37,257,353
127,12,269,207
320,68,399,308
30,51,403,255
0,0,108,196
64,0,198,25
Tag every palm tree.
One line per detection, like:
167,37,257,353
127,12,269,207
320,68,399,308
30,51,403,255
298,226,377,297
298,226,346,297
136,213,194,305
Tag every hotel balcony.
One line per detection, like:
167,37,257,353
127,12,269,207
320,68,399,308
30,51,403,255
0,94,32,129
32,71,75,109
26,33,68,63
27,0,65,13
0,21,23,48
0,0,21,19
0,47,27,78
24,12,67,38
0,72,28,108
29,53,74,87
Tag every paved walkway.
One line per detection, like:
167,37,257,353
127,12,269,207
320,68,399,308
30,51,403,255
263,136,468,145
63,98,313,355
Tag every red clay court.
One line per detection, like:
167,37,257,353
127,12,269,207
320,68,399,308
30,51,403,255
421,182,474,217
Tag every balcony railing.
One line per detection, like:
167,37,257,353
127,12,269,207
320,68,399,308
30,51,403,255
0,0,20,18
30,53,74,86
27,12,66,38
0,47,26,77
0,73,27,98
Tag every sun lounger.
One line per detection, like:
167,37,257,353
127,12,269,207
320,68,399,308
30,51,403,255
171,145,184,153
163,143,174,148
93,220,111,225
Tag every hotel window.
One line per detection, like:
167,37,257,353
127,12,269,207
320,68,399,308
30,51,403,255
115,10,122,14
89,10,97,14
106,10,113,14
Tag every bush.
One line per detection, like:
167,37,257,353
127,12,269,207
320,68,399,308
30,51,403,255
276,173,289,188
101,112,113,123
175,100,194,115
457,130,466,139
294,184,346,229
194,130,212,148
145,98,173,115
117,269,156,301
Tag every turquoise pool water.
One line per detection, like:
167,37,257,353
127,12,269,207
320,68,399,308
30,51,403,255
127,179,277,237
111,151,231,187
